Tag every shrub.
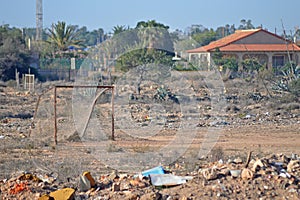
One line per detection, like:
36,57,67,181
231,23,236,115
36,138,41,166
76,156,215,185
289,78,300,97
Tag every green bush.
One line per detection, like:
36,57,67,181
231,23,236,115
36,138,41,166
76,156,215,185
242,58,264,72
289,78,300,97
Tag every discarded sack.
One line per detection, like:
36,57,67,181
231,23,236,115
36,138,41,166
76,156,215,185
149,174,193,186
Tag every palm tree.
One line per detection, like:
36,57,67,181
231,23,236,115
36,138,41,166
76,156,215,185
112,25,129,35
47,21,84,52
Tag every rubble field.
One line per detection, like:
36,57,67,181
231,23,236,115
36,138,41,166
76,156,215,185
0,76,299,199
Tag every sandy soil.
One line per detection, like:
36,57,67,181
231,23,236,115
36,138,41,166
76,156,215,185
0,78,299,199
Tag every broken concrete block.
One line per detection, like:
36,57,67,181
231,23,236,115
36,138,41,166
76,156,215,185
241,168,254,180
82,171,95,187
49,188,75,200
287,160,300,173
230,170,241,178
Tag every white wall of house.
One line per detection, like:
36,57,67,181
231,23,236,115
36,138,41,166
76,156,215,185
189,51,300,71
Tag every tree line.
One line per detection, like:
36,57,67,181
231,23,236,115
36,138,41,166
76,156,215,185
0,19,298,81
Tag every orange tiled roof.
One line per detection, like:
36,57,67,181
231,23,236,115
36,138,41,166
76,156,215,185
219,44,300,52
187,29,300,53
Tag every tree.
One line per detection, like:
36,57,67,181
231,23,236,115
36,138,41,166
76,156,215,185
116,48,173,72
238,19,255,30
186,24,206,36
0,25,31,81
114,20,174,72
114,20,175,95
212,48,238,72
46,21,84,52
112,25,129,35
136,20,169,29
242,58,264,73
192,29,217,46
215,24,236,38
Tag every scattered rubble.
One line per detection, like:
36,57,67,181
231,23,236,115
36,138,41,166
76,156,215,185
0,153,300,199
0,78,300,199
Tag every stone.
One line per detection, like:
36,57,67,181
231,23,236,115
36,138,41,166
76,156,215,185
112,182,120,192
287,160,300,173
252,159,267,171
38,195,54,200
49,188,75,200
109,171,119,181
82,171,95,187
241,168,254,180
19,173,41,182
219,168,230,176
281,155,289,164
234,157,243,164
129,179,147,188
119,174,128,180
230,170,241,178
140,191,162,200
202,168,218,181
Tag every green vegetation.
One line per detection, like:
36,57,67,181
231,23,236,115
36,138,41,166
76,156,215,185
46,21,84,52
1,17,299,95
242,58,264,72
115,20,174,72
212,48,239,73
116,48,173,72
0,25,32,81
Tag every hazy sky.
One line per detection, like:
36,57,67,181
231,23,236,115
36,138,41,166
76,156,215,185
1,0,300,34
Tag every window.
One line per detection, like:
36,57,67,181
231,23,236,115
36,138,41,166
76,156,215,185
272,55,284,68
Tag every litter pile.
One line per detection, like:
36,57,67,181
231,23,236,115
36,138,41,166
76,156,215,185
1,153,299,199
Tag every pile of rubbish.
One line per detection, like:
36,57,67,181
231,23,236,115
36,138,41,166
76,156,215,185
1,153,299,199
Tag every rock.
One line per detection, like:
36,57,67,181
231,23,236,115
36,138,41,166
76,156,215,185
79,175,91,192
49,188,75,200
119,174,128,180
112,182,120,192
241,168,254,180
252,159,267,171
140,191,162,200
123,191,139,200
230,170,241,178
234,157,243,164
19,173,41,182
130,179,147,188
287,160,300,173
109,171,119,181
219,168,230,176
202,168,218,181
82,171,95,187
281,155,289,164
38,195,54,200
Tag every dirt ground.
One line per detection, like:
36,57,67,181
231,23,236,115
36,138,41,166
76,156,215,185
0,77,299,199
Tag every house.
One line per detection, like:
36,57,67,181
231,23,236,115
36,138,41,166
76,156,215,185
187,29,300,70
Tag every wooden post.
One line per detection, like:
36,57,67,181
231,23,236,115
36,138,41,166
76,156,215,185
111,86,115,140
54,86,57,145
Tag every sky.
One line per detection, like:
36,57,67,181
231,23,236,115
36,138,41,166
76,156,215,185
1,0,300,35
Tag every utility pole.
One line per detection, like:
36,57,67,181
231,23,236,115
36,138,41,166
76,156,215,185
36,0,43,41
